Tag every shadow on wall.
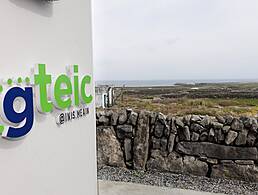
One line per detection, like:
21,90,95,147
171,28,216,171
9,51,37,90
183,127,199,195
0,137,24,149
9,0,53,17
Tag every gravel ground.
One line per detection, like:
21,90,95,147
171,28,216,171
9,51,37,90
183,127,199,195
98,166,258,195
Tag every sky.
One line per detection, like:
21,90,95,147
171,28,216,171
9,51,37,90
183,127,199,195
92,0,258,81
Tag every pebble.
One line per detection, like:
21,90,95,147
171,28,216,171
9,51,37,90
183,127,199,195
98,166,258,195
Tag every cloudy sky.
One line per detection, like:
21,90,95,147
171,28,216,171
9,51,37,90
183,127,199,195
93,0,258,81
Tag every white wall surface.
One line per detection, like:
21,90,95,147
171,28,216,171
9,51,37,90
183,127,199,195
0,0,97,195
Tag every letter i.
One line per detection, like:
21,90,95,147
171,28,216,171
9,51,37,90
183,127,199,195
73,65,80,106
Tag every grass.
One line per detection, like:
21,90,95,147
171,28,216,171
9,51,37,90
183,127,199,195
114,97,258,117
112,83,258,117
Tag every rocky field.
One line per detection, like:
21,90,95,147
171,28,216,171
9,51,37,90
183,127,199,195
113,82,258,116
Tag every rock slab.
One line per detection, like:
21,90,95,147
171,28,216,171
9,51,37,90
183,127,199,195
176,142,258,160
97,126,126,168
133,111,150,170
211,163,258,182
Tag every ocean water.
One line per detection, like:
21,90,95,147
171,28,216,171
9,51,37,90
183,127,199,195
96,79,258,87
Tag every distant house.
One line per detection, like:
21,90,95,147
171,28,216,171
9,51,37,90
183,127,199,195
95,85,114,108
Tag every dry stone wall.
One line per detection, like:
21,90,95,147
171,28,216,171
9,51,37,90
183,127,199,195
96,109,258,182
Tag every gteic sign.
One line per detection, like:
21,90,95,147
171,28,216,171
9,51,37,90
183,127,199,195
0,64,93,140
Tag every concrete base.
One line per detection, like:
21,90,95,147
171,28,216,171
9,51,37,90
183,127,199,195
98,180,225,195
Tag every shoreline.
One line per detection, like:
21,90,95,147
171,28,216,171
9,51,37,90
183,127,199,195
96,80,258,88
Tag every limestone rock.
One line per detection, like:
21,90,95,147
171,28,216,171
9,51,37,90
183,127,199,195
183,115,191,126
179,126,190,141
216,116,225,124
149,112,157,125
99,115,110,126
214,129,224,144
128,111,138,126
116,125,133,139
176,142,258,160
133,111,150,170
147,151,183,174
208,128,215,142
235,160,254,165
243,117,258,132
211,163,258,182
220,160,234,164
184,126,191,141
175,117,184,128
171,118,177,134
199,116,211,127
105,110,113,117
247,131,257,146
147,151,169,172
200,132,208,142
166,153,184,174
206,158,218,165
152,137,161,149
168,134,176,153
222,126,231,134
190,123,205,133
212,122,223,130
160,138,168,152
224,115,234,125
97,126,125,168
154,121,164,138
157,112,166,124
191,115,201,122
235,129,248,146
166,115,172,126
147,151,208,176
231,119,244,131
191,132,200,142
225,130,238,145
183,156,208,176
124,138,132,162
118,111,128,125
163,124,170,137
111,112,119,126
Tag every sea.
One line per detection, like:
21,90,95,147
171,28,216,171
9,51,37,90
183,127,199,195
96,79,258,87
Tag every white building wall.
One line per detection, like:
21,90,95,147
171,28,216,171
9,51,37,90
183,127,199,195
0,1,96,195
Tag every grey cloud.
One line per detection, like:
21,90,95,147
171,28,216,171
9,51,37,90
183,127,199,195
93,0,258,80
